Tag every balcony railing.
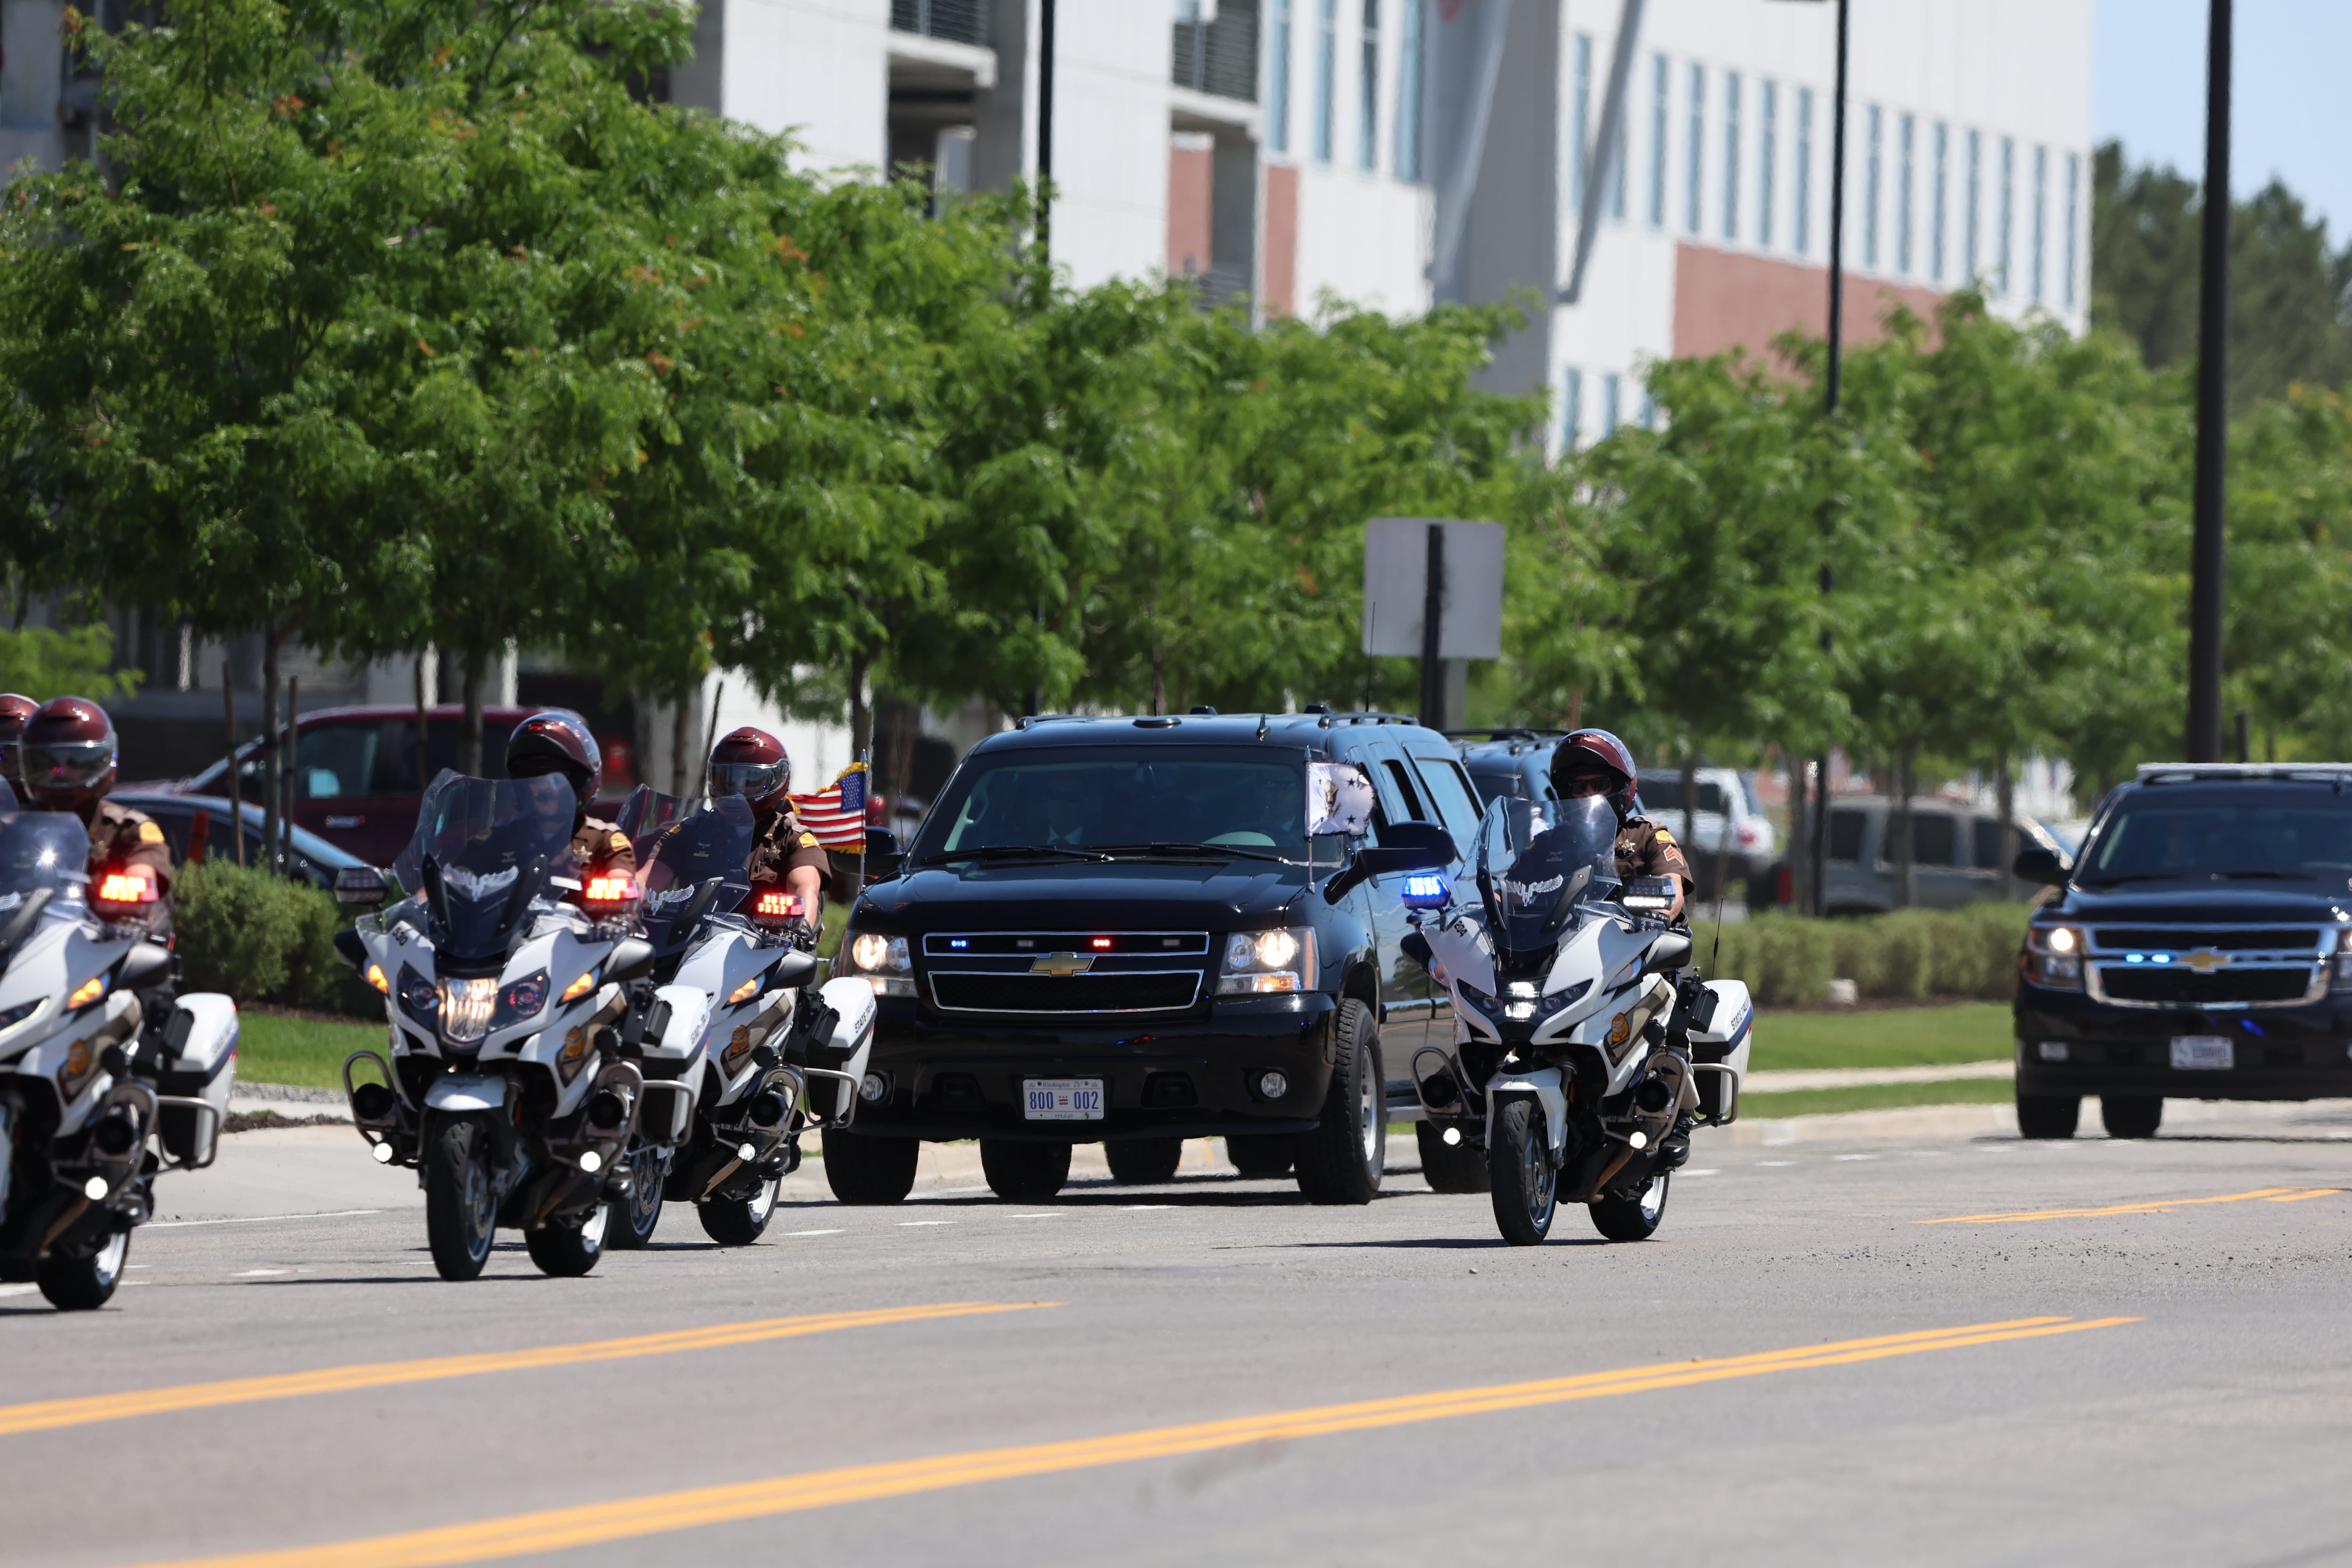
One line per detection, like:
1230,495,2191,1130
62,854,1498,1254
1172,0,1258,103
891,0,990,49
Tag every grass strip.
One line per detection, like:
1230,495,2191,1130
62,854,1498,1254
1740,1076,2014,1119
1751,1002,2010,1072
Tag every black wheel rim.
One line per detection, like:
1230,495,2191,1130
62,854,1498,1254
1520,1119,1556,1226
627,1149,663,1233
462,1154,494,1262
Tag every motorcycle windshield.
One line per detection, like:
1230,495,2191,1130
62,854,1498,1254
0,812,92,930
398,775,579,961
625,792,755,952
1477,795,1619,953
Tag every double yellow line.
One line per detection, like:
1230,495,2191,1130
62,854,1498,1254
1920,1186,2344,1225
0,1302,1050,1439
120,1314,2136,1568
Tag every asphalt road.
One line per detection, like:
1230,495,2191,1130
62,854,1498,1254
8,1105,2352,1568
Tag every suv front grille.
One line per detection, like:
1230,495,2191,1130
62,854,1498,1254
922,931,1211,1016
930,971,1203,1014
2092,927,2319,952
2096,968,2315,1006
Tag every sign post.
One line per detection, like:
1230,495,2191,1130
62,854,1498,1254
1363,517,1505,731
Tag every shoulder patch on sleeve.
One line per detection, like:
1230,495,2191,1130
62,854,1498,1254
1653,828,1676,846
138,821,167,845
798,832,818,848
608,832,629,851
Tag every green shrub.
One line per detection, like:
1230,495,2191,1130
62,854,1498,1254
1716,901,2034,1005
176,860,378,1017
1708,912,1834,1006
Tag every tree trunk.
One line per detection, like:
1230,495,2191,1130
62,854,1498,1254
260,621,281,876
848,649,872,765
668,695,691,796
1680,753,1700,902
888,702,919,817
1994,749,2017,902
281,675,299,869
1893,737,1918,909
457,647,485,777
1565,686,1584,730
1786,748,1810,915
413,655,431,797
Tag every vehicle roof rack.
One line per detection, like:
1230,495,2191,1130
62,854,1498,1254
1445,727,1568,742
1010,714,1088,731
2135,762,2352,783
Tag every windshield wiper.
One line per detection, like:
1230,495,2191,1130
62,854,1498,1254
2086,869,2313,887
916,844,1114,867
1090,841,1302,865
2210,869,2315,881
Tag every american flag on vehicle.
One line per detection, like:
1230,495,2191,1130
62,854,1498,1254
788,762,870,848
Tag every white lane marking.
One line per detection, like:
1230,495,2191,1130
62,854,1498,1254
148,1209,383,1229
234,1268,291,1278
1123,1204,1175,1211
1832,1154,1876,1162
898,1220,955,1227
0,1283,37,1298
1004,1213,1063,1219
785,1229,845,1237
1680,1169,1720,1178
1756,1161,1796,1168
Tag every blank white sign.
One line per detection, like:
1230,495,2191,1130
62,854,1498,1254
1361,517,1505,660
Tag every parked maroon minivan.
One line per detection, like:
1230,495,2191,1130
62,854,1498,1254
176,705,635,867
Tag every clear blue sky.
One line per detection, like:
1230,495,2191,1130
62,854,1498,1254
2095,0,2352,240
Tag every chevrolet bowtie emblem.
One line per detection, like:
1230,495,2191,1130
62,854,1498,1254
2182,948,2230,975
1031,952,1094,977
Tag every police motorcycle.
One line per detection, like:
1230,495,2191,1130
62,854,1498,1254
1399,795,1752,1246
0,812,238,1308
612,788,877,1247
334,774,701,1281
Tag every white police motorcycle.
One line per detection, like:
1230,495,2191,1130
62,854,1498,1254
335,775,700,1280
614,788,876,1247
1400,795,1752,1246
0,812,237,1308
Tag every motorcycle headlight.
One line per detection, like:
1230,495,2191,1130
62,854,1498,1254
493,970,550,1030
844,932,914,997
397,965,439,1024
1539,978,1593,1017
0,999,41,1035
439,977,498,1044
1218,928,1316,995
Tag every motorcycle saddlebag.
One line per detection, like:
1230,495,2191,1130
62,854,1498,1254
157,993,239,1165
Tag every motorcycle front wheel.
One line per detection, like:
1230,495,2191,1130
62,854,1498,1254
425,1116,498,1281
699,1173,782,1246
1589,1170,1670,1242
37,1227,128,1311
525,1204,610,1277
605,1146,667,1250
1488,1098,1557,1245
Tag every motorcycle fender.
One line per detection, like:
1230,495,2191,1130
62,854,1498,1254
817,977,878,1081
424,1074,506,1114
647,983,710,1064
1484,1066,1567,1157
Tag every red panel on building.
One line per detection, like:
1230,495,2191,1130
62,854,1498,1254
1262,164,1299,318
1673,243,1944,367
1167,144,1212,279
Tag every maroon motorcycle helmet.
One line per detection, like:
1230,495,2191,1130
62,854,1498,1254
0,693,37,808
707,727,793,818
19,696,118,814
1547,728,1640,821
504,711,602,807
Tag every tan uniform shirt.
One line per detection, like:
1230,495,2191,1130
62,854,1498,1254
749,809,831,891
89,799,175,894
571,814,636,877
1615,816,1693,890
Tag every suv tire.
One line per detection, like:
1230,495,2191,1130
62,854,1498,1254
2100,1094,2163,1139
1294,998,1385,1205
1224,1135,1295,1178
1415,1122,1490,1193
981,1139,1071,1200
822,1130,919,1203
2016,1090,2081,1140
1105,1138,1184,1185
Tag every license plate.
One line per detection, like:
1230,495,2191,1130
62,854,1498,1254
1023,1078,1105,1121
2171,1035,2234,1070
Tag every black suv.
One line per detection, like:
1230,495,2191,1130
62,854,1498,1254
819,711,1482,1204
2013,764,2352,1139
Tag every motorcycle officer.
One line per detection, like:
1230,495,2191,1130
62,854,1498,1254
706,727,828,943
503,711,635,881
1546,729,1692,922
17,696,175,927
0,694,37,808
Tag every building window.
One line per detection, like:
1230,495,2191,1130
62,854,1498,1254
1998,135,2014,294
1895,113,1915,276
1931,121,1948,283
1685,63,1704,237
2031,143,2048,302
1606,73,1626,220
1863,104,1881,270
1640,386,1657,429
1602,373,1621,439
1359,0,1380,171
1395,0,1423,180
2064,149,2081,309
1758,79,1777,249
1562,368,1583,452
1314,0,1336,163
1721,72,1740,242
1648,53,1668,227
1965,127,1980,285
1795,87,1813,255
1572,32,1592,215
1270,0,1293,154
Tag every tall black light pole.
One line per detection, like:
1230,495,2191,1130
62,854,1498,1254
2185,0,2231,763
1036,0,1057,263
1807,0,1849,917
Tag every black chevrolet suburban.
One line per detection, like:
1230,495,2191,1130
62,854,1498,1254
818,711,1484,1204
2013,764,2352,1138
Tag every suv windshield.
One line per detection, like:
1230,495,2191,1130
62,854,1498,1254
394,774,579,958
1476,795,1620,951
913,747,1310,863
2078,784,2352,886
0,812,90,930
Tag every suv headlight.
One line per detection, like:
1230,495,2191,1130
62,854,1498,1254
2024,924,2085,990
844,932,914,996
1218,928,1316,995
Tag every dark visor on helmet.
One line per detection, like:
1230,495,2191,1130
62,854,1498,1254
19,739,115,789
707,760,787,801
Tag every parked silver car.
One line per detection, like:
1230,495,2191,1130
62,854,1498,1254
1819,796,2071,914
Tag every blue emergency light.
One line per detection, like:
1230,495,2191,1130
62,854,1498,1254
1400,873,1448,909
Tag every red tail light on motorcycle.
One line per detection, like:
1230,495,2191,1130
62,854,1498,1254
751,889,803,926
580,869,639,912
93,865,160,916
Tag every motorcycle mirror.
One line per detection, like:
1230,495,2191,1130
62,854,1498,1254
334,865,391,906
